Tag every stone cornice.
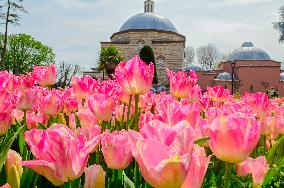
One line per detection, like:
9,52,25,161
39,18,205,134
110,29,186,41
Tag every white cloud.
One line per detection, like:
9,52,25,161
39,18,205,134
223,0,273,6
7,0,284,69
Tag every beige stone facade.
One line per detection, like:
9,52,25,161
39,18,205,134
101,29,186,84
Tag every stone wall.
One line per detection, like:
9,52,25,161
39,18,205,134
101,30,186,85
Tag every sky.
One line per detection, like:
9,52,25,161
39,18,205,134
8,0,284,70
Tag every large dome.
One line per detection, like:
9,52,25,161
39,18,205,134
227,42,271,61
119,12,178,33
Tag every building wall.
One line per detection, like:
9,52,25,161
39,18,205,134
195,72,216,89
237,66,280,94
101,30,185,85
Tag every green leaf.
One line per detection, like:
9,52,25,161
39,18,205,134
123,170,135,188
267,136,284,164
38,122,47,130
263,157,284,186
0,126,23,173
194,137,210,146
19,128,25,155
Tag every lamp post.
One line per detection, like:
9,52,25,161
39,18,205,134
231,61,236,95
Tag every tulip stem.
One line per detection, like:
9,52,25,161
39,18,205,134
263,136,266,155
126,95,133,129
121,104,126,129
134,95,140,131
224,162,231,188
64,181,72,188
134,161,140,187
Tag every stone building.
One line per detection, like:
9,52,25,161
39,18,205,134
100,0,186,84
184,42,284,96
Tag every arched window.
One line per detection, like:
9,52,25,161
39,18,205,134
147,4,149,11
151,4,153,12
145,5,146,12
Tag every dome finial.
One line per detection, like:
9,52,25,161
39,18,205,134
241,41,254,48
144,0,154,13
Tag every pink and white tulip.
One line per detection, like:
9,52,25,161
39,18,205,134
114,55,154,95
32,64,57,87
87,94,114,122
208,113,261,163
71,76,98,100
22,124,101,186
167,69,197,99
236,156,269,187
101,130,132,170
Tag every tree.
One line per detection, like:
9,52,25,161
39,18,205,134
99,46,124,79
0,0,27,69
273,5,284,43
56,61,82,88
0,33,55,74
139,46,158,84
184,46,195,65
196,43,220,70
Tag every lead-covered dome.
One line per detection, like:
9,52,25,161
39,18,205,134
119,12,178,33
227,42,271,61
183,64,205,71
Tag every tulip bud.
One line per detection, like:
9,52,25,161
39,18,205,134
5,150,23,188
84,165,105,188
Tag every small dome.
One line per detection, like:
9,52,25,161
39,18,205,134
183,64,205,71
280,72,284,81
119,13,178,33
227,42,271,61
215,72,238,81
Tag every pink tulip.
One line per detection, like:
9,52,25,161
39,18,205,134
26,112,48,130
114,55,154,95
101,130,132,170
39,90,62,116
12,109,24,124
71,76,98,100
77,107,98,128
18,74,35,91
167,69,197,99
16,89,36,111
22,124,101,186
260,116,278,139
84,165,106,188
87,94,114,122
236,156,269,187
154,99,186,127
61,90,79,113
129,120,207,188
0,112,13,136
243,92,270,117
2,75,19,92
76,125,101,141
205,85,231,103
181,146,210,188
32,64,57,87
0,89,19,113
208,114,261,163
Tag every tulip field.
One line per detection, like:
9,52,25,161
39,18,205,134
0,55,284,188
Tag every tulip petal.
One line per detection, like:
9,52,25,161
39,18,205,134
22,160,66,186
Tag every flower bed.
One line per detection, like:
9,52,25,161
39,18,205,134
0,55,283,188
